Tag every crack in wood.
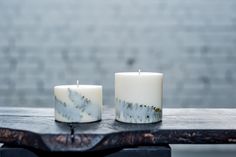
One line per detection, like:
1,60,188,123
69,124,75,143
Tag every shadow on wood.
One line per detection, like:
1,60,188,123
0,145,171,157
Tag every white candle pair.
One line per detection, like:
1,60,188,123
54,71,163,123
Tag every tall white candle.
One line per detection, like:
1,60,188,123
115,71,163,123
54,83,102,123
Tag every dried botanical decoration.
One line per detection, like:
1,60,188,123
55,88,101,123
115,98,162,123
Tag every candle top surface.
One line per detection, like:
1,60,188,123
115,72,163,76
54,85,102,89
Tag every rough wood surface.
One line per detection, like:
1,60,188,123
0,107,236,152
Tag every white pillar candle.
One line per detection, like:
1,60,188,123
54,83,102,123
115,71,163,123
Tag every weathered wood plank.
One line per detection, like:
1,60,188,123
0,107,236,152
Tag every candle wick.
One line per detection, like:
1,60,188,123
138,69,141,75
77,80,79,87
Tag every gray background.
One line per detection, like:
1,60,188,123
0,0,236,156
0,0,236,108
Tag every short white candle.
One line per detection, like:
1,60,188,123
54,83,102,123
115,71,163,123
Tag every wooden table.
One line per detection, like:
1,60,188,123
0,107,236,157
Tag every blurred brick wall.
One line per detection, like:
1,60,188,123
0,0,236,107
